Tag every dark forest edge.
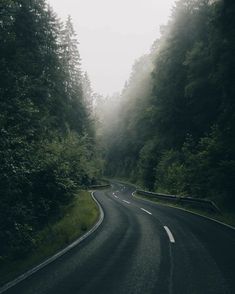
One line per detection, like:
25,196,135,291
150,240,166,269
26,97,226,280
0,0,102,270
101,0,235,215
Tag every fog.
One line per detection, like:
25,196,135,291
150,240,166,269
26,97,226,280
48,0,176,96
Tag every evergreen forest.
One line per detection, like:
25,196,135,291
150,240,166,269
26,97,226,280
0,0,100,260
100,0,235,210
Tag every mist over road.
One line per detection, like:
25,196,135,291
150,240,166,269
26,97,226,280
4,182,235,294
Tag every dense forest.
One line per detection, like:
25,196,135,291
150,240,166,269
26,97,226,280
101,0,235,209
0,0,100,260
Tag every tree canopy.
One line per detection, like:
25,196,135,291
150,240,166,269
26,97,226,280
0,0,100,259
101,0,235,208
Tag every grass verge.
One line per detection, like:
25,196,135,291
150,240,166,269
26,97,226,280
134,192,235,228
0,190,99,286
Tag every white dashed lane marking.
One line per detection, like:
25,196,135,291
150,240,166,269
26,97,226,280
164,226,175,243
140,208,152,215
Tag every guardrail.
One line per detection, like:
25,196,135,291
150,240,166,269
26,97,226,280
136,190,220,213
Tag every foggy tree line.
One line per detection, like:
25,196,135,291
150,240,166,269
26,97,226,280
0,0,100,259
102,0,235,209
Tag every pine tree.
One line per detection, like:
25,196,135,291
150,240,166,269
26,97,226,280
59,15,87,133
60,15,82,94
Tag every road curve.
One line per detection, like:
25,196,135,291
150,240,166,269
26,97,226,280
2,181,235,294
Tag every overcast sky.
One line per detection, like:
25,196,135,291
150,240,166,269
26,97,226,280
48,0,176,96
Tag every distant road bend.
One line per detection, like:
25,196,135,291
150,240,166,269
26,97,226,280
3,181,235,294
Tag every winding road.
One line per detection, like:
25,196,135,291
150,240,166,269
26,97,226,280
2,181,235,294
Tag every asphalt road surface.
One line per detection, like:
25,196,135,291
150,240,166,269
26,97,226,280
3,181,235,294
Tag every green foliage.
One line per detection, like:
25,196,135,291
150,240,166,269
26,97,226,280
137,140,159,190
101,0,235,211
0,0,100,260
154,150,187,195
181,127,235,207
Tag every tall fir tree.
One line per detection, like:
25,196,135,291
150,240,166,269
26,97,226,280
59,15,87,133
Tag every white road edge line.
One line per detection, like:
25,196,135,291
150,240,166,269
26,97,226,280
123,200,130,204
164,226,175,243
140,208,152,215
0,192,104,294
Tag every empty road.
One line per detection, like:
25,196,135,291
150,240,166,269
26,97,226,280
2,181,235,294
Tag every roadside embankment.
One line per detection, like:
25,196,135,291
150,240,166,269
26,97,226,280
0,190,100,286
